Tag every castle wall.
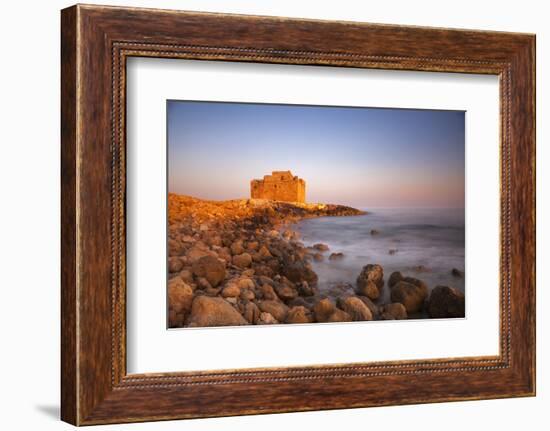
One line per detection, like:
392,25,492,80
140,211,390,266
250,171,306,203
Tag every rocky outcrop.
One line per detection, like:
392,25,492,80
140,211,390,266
390,277,428,313
356,264,384,299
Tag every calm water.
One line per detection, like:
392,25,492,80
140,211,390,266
294,208,465,304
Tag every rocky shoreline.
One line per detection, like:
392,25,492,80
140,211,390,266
168,194,465,328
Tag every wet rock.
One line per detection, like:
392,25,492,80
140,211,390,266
313,298,336,323
357,296,380,319
355,279,380,300
192,255,226,287
326,308,353,322
388,271,403,288
370,229,380,235
232,252,252,268
388,249,398,255
258,300,289,322
337,296,373,321
380,303,408,320
313,252,324,262
187,296,247,327
275,284,298,302
282,260,318,285
329,252,344,261
357,264,384,289
390,279,428,313
286,306,311,324
313,243,329,251
427,286,465,318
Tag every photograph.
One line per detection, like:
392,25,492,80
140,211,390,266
167,100,466,328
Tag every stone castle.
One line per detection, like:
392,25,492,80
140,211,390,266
250,171,306,203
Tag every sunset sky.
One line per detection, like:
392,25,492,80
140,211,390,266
167,100,465,208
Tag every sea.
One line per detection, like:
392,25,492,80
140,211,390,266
294,208,465,306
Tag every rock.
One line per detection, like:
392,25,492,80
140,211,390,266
199,223,209,231
313,243,329,251
390,280,428,313
411,265,431,273
187,296,247,327
243,301,260,324
370,229,379,235
388,271,403,288
259,284,278,300
282,260,318,285
233,252,253,268
247,241,259,251
380,303,408,320
355,279,380,300
297,281,315,297
337,296,373,321
258,245,272,259
167,278,194,327
179,269,194,283
357,296,380,319
427,286,465,318
168,239,185,256
168,257,184,273
329,252,344,261
237,277,255,290
225,297,237,305
259,312,278,324
186,245,212,263
230,241,245,255
285,306,311,324
258,300,289,322
275,284,298,302
220,283,241,298
388,249,398,255
196,277,213,290
326,308,352,322
313,252,324,262
192,255,226,287
356,264,384,290
313,298,336,323
240,289,255,301
451,268,464,278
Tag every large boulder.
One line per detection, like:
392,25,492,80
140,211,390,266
388,271,403,288
326,308,352,322
192,255,226,287
167,277,194,327
337,296,373,321
355,279,380,300
242,301,261,324
357,296,380,319
356,264,384,292
258,300,289,322
313,298,335,323
187,296,247,327
427,286,465,318
390,279,428,313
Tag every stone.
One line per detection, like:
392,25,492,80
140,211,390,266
337,296,373,321
282,260,318,285
313,298,336,323
355,279,380,300
258,312,278,324
380,303,408,320
220,283,241,298
285,306,311,324
326,308,353,322
230,240,245,255
243,301,260,324
186,245,212,263
357,296,380,319
313,252,324,262
388,271,403,288
258,245,272,259
329,252,344,261
259,284,279,300
167,278,194,327
192,255,226,287
313,243,329,251
240,289,255,301
237,277,255,290
370,229,380,235
258,300,289,322
275,284,298,302
187,296,247,327
168,257,184,273
179,269,194,283
390,280,428,313
233,252,253,268
247,241,259,251
427,286,465,318
297,281,315,297
357,264,384,290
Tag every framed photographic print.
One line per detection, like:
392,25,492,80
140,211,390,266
61,4,536,425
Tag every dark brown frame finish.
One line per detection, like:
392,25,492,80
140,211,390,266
61,4,536,426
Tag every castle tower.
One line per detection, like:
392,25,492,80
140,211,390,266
250,171,306,203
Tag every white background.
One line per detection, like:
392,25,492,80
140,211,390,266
127,59,500,373
0,0,547,430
